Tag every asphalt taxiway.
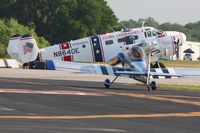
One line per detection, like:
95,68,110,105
0,69,200,133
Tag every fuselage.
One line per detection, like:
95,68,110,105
35,27,186,63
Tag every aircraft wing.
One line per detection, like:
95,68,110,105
44,60,197,79
113,69,181,78
46,60,144,76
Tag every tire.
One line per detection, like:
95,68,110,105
150,81,157,90
104,79,111,88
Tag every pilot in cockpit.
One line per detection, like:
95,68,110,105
109,46,144,66
127,46,144,61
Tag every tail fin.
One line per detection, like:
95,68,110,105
7,34,39,64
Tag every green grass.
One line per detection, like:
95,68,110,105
161,60,200,68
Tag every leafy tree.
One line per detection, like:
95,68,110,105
1,0,200,43
0,0,15,9
0,0,118,43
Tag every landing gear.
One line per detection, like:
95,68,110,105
104,79,111,88
104,76,119,88
148,81,157,91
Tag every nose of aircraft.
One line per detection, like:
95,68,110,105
165,31,186,44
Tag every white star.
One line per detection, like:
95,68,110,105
96,50,100,54
93,43,96,46
93,38,97,42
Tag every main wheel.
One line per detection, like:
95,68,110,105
150,81,157,90
104,79,111,88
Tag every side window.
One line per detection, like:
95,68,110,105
125,36,133,45
134,35,138,40
118,37,125,43
118,35,137,44
105,40,114,45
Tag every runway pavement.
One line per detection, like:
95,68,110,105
0,69,200,133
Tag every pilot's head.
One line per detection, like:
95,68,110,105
128,46,144,61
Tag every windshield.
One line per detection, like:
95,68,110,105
152,28,163,35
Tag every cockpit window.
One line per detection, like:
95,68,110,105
147,31,152,37
145,28,163,37
152,28,163,35
152,32,157,36
144,31,153,38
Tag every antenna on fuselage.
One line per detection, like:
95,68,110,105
108,25,115,32
142,21,145,27
120,23,129,31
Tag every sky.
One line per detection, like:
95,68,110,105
106,0,199,25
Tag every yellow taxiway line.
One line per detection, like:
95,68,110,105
105,92,200,106
151,95,200,99
0,112,200,119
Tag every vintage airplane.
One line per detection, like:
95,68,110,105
7,26,186,69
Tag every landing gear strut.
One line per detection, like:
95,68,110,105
104,76,119,88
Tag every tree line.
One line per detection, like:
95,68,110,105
0,0,200,58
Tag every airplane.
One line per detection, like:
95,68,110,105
42,43,199,91
7,26,186,69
